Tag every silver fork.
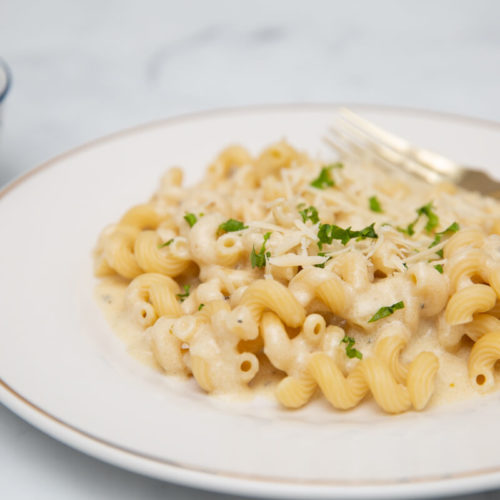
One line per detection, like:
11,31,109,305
327,108,500,198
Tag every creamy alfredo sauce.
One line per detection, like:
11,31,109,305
95,277,490,409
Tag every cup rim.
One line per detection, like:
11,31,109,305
0,59,12,104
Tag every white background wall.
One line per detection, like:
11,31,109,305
1,1,500,498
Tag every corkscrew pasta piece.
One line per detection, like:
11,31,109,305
445,248,484,292
371,329,439,411
161,166,183,188
445,238,500,298
371,239,401,276
307,353,369,410
215,233,244,267
374,325,410,384
190,355,214,392
272,203,297,229
148,317,189,375
255,141,303,178
207,145,253,179
103,225,143,279
468,331,500,391
445,284,497,325
124,273,182,327
228,280,306,340
275,375,317,409
189,214,223,265
134,231,191,277
373,325,439,410
331,251,371,289
443,228,485,259
465,314,500,342
119,204,160,230
315,274,348,316
360,357,412,413
261,312,328,408
406,352,440,410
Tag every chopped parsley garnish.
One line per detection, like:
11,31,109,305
398,202,440,236
340,335,363,360
310,163,342,189
369,196,383,213
397,221,416,236
445,221,459,233
368,301,405,323
176,284,191,302
198,303,205,311
311,167,334,189
416,202,439,232
314,252,331,269
429,222,460,249
218,218,248,236
434,264,444,274
158,238,174,248
299,205,319,224
250,232,271,268
317,222,378,249
184,213,198,227
357,223,378,239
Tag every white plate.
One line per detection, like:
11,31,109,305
2,104,500,499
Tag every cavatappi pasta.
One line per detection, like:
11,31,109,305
94,141,500,414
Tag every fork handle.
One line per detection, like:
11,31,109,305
459,168,500,199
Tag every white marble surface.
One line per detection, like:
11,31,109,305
1,0,500,498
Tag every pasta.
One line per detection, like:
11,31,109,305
94,140,500,415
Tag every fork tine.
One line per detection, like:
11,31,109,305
331,114,445,184
337,114,441,181
339,108,462,180
326,127,374,161
340,108,410,152
323,135,351,158
326,125,416,174
337,116,437,174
